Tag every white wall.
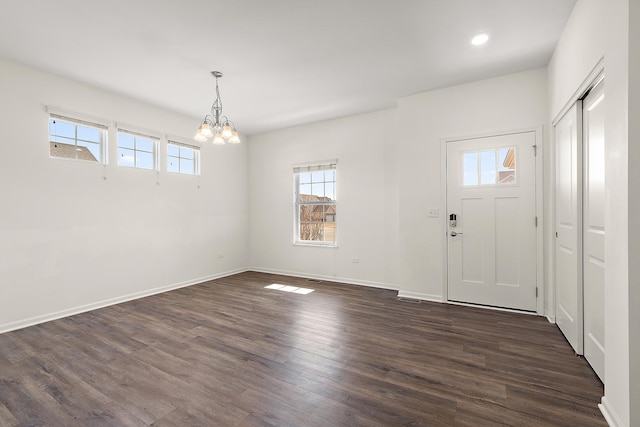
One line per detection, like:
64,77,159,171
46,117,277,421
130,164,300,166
548,1,606,119
0,59,249,332
396,68,548,301
248,109,399,289
547,0,637,425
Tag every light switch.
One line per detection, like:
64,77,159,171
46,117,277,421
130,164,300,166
427,208,439,218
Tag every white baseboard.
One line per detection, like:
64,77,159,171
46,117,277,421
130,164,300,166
397,290,443,303
545,308,556,323
248,267,398,291
0,268,247,334
599,396,625,427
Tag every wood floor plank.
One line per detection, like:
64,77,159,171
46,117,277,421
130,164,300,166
0,402,20,427
0,271,606,426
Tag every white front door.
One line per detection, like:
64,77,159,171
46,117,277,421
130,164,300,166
554,103,583,354
446,131,537,311
583,80,605,381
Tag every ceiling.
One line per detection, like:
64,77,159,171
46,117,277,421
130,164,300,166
0,0,576,136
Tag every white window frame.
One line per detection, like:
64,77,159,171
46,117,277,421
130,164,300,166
293,160,337,247
47,107,109,164
116,124,161,171
167,137,200,175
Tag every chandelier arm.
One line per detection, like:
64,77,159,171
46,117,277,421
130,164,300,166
224,119,238,131
202,115,218,127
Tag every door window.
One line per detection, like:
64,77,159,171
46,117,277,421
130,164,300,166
463,147,516,186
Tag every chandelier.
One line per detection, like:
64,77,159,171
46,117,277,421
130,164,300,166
194,71,240,144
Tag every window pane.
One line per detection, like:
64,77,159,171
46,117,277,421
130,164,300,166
299,205,312,222
50,119,75,138
83,142,101,162
312,204,325,222
136,151,154,169
118,147,135,167
498,147,516,184
325,170,336,181
300,222,323,241
179,146,194,159
311,183,324,197
299,223,307,240
118,132,135,149
167,144,179,157
463,152,478,186
325,182,335,200
323,205,336,243
136,137,154,152
299,173,311,184
77,126,100,142
325,204,336,222
180,158,194,174
167,156,179,173
480,150,496,185
311,171,324,183
299,183,312,198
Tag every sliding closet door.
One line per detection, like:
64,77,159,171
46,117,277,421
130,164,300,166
555,103,583,354
554,77,606,381
582,80,605,381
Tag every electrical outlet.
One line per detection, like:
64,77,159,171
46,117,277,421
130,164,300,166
352,257,359,263
427,208,439,218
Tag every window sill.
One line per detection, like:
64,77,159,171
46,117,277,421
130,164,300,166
293,242,338,248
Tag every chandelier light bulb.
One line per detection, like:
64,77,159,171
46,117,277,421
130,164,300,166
194,132,207,142
229,130,240,144
221,124,232,139
213,132,225,145
201,122,214,138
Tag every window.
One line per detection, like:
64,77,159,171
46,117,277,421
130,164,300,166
463,147,516,186
294,161,337,246
49,116,106,163
117,131,157,170
167,142,199,175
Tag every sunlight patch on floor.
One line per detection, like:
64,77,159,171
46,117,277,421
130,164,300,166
265,284,315,295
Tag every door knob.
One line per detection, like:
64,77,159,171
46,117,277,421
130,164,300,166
450,231,463,237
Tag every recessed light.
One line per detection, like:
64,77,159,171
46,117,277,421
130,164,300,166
471,33,490,46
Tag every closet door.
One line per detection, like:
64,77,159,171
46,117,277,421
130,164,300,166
582,80,605,381
555,103,583,354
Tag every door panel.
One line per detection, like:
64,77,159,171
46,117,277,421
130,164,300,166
495,197,518,285
583,80,605,381
447,132,537,311
461,198,484,283
555,102,583,354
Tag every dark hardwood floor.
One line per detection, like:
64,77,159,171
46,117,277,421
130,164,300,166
0,271,606,426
